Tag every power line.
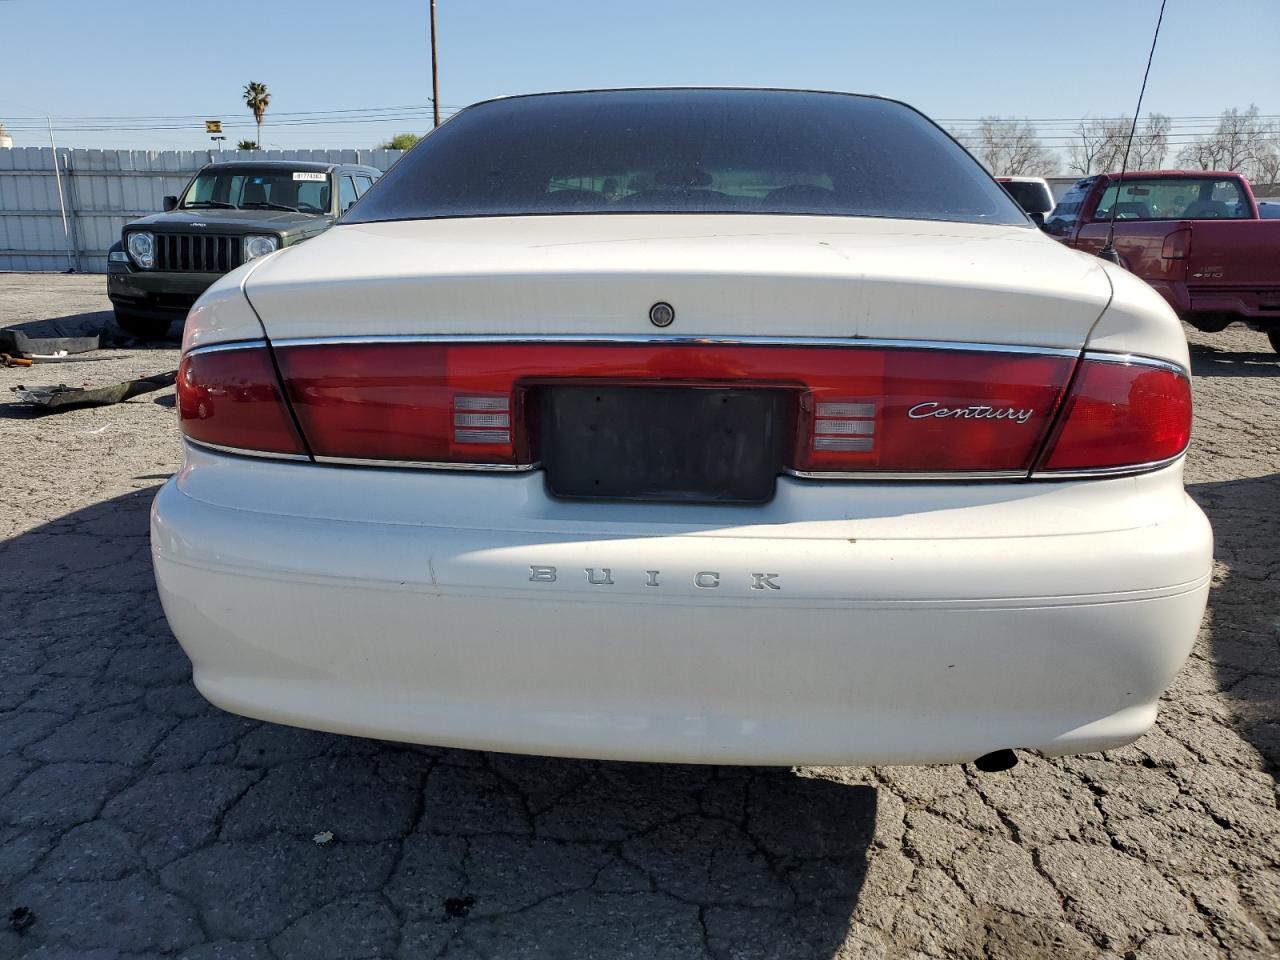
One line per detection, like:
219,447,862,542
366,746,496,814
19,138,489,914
936,114,1280,123
6,105,1276,130
2,112,460,133
9,107,1277,123
3,104,466,121
2,110,453,128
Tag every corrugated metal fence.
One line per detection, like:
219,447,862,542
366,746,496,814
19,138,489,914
0,148,404,273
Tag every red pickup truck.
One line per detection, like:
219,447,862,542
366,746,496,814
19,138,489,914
1045,170,1280,352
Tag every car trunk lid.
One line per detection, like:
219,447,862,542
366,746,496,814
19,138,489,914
243,214,1111,348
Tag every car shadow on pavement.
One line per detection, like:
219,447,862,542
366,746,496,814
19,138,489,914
1187,473,1280,781
1189,344,1280,378
0,487,876,958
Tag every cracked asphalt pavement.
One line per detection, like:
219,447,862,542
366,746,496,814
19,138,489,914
1,274,1277,959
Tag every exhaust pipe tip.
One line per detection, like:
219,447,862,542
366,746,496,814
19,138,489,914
973,749,1019,773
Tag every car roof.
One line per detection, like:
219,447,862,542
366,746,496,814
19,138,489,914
1100,169,1245,180
457,86,917,118
196,160,381,175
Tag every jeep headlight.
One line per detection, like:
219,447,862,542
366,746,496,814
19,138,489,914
126,231,155,269
244,235,280,261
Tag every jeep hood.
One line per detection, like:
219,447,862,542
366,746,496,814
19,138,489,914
127,208,329,235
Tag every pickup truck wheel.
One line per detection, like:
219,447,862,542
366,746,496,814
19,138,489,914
1268,330,1280,354
113,309,174,341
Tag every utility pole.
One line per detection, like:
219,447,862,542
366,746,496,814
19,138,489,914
430,0,440,128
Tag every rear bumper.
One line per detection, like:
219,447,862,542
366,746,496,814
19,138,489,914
1152,279,1280,328
151,446,1212,765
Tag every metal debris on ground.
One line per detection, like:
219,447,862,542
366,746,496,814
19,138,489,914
9,371,177,412
28,350,132,364
312,830,335,846
0,330,100,357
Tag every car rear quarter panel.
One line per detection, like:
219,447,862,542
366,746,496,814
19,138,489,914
1085,259,1191,365
180,259,273,352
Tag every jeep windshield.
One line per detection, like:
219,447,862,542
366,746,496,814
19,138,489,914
345,89,1027,226
181,168,331,214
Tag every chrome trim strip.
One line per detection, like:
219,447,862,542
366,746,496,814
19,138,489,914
1080,351,1189,378
188,337,1189,381
785,468,1028,481
314,455,539,473
186,437,311,462
188,436,535,472
266,333,1084,357
184,339,268,357
1030,452,1185,480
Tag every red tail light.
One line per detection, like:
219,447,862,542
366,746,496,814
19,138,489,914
1036,358,1191,473
177,344,307,456
275,343,534,466
180,340,1190,480
272,341,1073,474
793,351,1071,475
1161,227,1191,260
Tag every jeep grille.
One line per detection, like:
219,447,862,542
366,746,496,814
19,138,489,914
154,233,243,273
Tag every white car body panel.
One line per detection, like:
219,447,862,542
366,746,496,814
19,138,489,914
180,260,269,352
1086,258,1193,361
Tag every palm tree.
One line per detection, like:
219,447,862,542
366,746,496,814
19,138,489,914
243,82,271,147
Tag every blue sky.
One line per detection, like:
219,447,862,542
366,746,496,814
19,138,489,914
1,0,1276,152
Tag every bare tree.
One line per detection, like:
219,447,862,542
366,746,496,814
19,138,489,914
1177,105,1269,172
1248,122,1280,187
1252,152,1280,188
1130,113,1171,170
1178,137,1221,172
959,118,1057,177
1066,113,1169,176
1067,118,1128,176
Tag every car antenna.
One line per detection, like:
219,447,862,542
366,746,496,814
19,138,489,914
1098,0,1168,265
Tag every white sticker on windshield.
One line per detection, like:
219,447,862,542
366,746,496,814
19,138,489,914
293,172,327,182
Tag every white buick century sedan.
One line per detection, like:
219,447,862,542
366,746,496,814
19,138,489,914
152,88,1212,767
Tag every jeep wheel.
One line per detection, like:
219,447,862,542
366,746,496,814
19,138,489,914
1268,329,1280,355
113,309,174,341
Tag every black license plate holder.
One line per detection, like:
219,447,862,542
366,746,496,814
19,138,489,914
541,386,786,504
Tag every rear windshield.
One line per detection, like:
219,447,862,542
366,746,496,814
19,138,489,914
1092,177,1251,221
346,89,1027,226
182,168,331,214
